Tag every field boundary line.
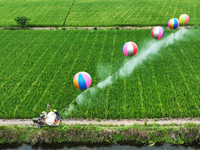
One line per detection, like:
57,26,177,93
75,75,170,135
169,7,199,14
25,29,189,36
63,0,76,26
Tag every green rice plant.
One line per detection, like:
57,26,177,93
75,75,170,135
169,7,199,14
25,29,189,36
94,26,97,30
14,16,30,29
169,123,179,126
66,0,199,27
0,30,200,119
0,0,74,27
154,118,159,122
116,26,119,30
0,0,199,27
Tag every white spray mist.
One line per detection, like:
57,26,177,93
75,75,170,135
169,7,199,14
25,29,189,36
64,28,189,116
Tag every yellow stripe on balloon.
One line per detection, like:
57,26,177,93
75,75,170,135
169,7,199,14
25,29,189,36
170,19,174,29
74,74,80,89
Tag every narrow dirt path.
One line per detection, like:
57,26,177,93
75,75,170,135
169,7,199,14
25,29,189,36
1,118,200,126
28,26,191,30
1,26,193,30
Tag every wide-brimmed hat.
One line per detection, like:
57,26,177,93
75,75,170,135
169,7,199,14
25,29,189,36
42,111,45,113
53,109,57,112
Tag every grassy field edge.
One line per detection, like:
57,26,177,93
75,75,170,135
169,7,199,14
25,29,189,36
0,123,200,145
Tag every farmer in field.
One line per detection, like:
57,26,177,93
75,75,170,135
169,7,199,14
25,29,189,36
54,109,60,122
41,111,47,120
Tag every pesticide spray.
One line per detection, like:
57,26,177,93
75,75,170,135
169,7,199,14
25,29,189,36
61,28,189,116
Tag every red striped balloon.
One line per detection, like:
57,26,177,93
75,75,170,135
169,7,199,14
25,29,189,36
122,42,138,57
151,26,165,39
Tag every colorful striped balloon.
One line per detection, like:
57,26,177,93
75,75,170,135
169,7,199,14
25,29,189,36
73,72,92,90
122,42,138,57
151,26,165,39
168,18,179,29
179,14,189,24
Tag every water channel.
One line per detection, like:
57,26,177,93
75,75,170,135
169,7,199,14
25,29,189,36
1,143,200,150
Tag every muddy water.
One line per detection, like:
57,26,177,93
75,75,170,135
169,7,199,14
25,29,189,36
1,143,200,150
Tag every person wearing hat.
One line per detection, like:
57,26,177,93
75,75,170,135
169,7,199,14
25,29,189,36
53,109,60,121
41,111,47,120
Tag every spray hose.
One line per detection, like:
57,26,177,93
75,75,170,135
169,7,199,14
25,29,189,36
59,99,76,114
59,89,89,114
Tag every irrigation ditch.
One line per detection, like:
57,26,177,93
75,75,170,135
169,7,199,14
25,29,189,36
1,118,200,146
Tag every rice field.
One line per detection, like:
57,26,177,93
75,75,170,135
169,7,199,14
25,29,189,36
0,29,199,119
0,0,74,27
66,0,200,27
0,0,199,27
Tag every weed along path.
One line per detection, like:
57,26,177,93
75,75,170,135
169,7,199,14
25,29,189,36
1,118,200,126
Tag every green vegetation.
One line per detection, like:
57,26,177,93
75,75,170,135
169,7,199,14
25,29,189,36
94,26,97,30
65,0,200,27
0,123,200,145
0,0,74,27
14,16,31,29
0,29,200,119
0,0,199,27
